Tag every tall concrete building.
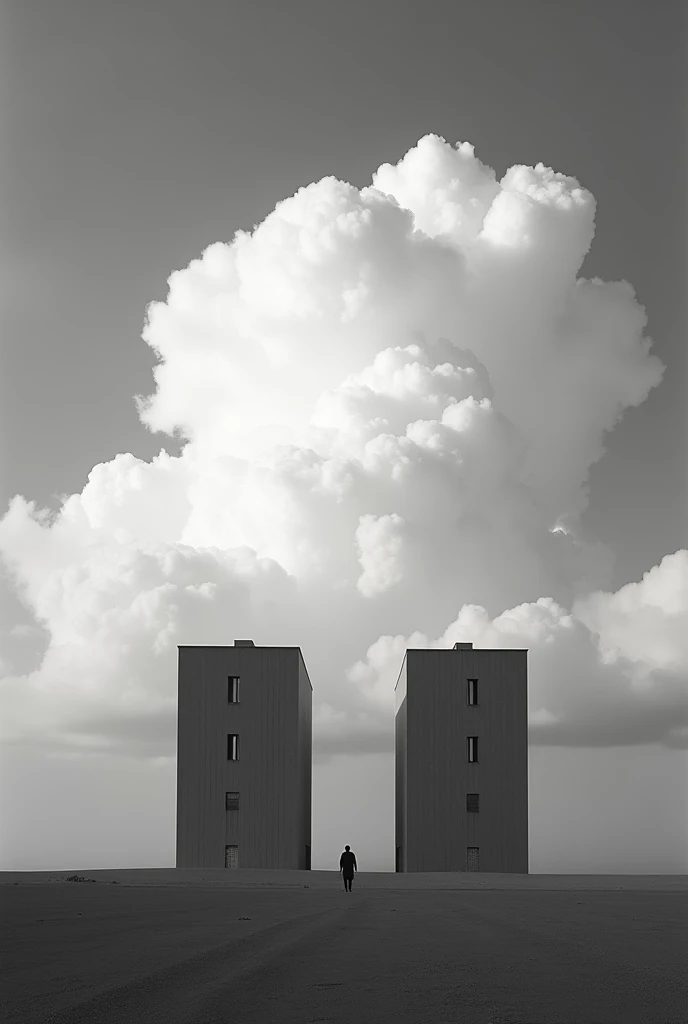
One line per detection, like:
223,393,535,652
395,643,528,873
176,641,312,870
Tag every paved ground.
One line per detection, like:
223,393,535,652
2,874,686,1023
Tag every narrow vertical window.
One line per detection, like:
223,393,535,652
467,678,478,705
467,736,478,762
228,676,240,703
227,734,239,760
467,793,479,812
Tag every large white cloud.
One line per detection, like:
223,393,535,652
1,134,682,768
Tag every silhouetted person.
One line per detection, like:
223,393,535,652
339,845,357,891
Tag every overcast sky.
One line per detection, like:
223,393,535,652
1,1,686,873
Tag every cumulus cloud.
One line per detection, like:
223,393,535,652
356,513,406,597
574,550,688,675
349,551,688,750
0,133,681,769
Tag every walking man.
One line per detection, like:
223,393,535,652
339,845,357,891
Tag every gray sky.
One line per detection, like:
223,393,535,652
1,1,686,872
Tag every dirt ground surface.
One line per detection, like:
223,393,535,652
2,871,686,1023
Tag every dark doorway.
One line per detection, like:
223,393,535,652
395,846,402,872
305,845,311,870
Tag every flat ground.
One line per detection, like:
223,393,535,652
2,870,686,1024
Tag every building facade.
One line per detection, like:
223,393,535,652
176,641,312,870
395,643,528,873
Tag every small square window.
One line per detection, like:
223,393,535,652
467,678,479,705
467,793,479,813
227,734,239,760
226,791,240,811
228,676,240,703
467,736,478,763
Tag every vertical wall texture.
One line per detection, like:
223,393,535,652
394,655,408,871
176,645,312,869
297,651,313,868
395,648,528,873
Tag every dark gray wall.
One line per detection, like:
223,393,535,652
394,655,407,871
297,650,313,867
395,648,528,873
176,645,312,869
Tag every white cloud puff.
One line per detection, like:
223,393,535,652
356,513,406,597
574,550,688,676
0,134,680,765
